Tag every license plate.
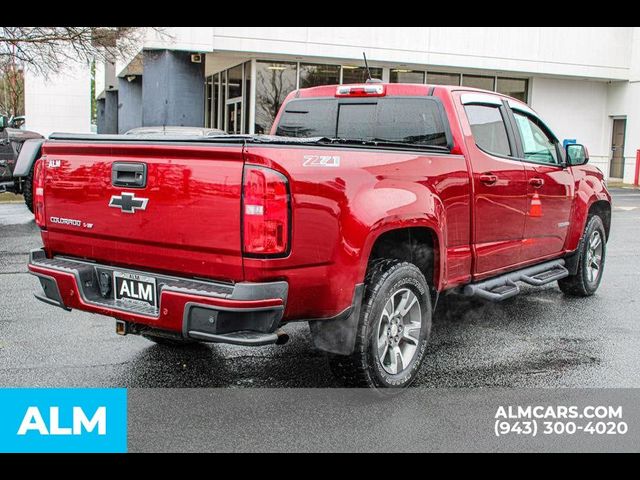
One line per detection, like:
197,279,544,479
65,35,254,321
113,271,157,308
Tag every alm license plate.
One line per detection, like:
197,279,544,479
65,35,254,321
113,271,157,308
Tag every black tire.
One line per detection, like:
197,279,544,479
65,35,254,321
558,215,607,297
328,259,432,389
142,334,198,347
23,162,34,213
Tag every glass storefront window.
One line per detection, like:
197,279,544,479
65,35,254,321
462,74,495,91
299,63,340,89
210,58,532,135
221,70,226,125
204,77,213,128
427,72,461,86
244,61,252,134
254,61,298,135
390,70,425,84
497,77,528,103
228,64,243,100
341,66,383,84
212,73,220,129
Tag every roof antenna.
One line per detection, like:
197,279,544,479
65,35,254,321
363,52,382,84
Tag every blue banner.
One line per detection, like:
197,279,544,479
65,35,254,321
0,388,127,453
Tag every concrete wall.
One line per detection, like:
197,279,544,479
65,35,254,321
529,77,610,177
141,49,205,127
24,62,92,138
607,81,640,183
117,76,142,133
131,27,633,81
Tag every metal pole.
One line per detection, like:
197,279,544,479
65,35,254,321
249,59,256,134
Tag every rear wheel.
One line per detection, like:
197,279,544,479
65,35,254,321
558,215,606,296
23,163,34,213
328,259,432,389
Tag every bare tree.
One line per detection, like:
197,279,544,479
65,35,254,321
0,62,24,117
0,27,166,76
256,66,296,134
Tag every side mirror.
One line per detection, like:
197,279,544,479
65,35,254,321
566,143,589,166
0,115,8,131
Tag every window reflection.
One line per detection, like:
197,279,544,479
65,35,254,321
299,63,340,88
462,75,495,91
427,72,461,86
227,64,243,99
497,77,528,102
255,61,297,134
342,66,383,84
390,70,425,84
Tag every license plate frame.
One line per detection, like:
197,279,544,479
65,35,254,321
113,271,157,309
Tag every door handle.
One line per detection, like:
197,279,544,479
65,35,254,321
479,173,498,186
529,178,544,188
112,162,147,188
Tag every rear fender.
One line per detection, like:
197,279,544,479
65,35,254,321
13,138,44,177
356,184,446,290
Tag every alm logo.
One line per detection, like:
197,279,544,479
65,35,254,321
0,388,127,453
18,406,106,436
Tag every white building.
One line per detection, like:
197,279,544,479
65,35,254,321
25,27,640,183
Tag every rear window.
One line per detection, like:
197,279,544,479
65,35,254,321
275,97,449,147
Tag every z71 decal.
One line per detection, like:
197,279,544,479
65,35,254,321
303,155,340,167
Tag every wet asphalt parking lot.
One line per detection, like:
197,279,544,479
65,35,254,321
0,187,639,388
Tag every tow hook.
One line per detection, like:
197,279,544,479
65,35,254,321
115,320,127,336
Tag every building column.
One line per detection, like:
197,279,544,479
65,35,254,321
142,49,205,127
100,90,119,134
117,76,143,133
96,98,106,134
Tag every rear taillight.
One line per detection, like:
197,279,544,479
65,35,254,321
33,158,46,228
242,165,290,256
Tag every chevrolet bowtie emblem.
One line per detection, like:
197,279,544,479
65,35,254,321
109,192,149,213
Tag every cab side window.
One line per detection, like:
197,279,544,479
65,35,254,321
513,111,559,164
464,104,511,157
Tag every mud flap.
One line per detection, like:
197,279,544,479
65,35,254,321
308,284,363,356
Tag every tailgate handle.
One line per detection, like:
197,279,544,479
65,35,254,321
112,162,147,188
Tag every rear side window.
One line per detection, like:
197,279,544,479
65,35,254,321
275,97,449,147
375,99,447,145
464,104,511,157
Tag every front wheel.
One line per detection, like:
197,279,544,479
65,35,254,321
328,259,432,389
558,215,607,296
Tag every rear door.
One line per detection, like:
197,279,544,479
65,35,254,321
507,103,574,261
456,92,527,277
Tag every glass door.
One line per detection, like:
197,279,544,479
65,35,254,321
226,97,242,134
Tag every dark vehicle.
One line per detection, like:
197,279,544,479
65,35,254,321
0,115,44,211
125,126,226,136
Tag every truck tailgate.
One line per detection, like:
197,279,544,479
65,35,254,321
40,141,245,282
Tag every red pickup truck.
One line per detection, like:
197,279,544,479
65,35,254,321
23,82,611,389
